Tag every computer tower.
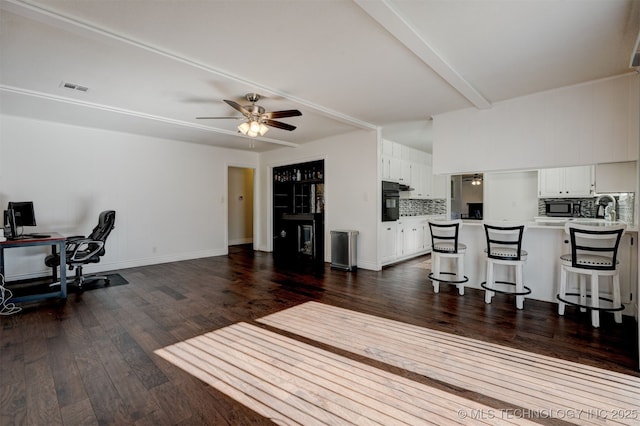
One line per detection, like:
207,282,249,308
3,209,17,239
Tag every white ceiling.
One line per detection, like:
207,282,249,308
1,0,639,153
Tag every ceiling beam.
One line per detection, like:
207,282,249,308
355,0,492,110
2,0,377,132
0,85,301,148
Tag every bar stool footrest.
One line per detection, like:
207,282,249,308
428,271,469,284
556,293,624,312
481,281,531,296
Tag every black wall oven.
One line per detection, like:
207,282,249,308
382,181,400,222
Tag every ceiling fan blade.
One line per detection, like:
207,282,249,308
264,109,302,119
264,119,297,131
224,99,250,116
196,116,243,119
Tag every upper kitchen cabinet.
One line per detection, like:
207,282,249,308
381,139,410,184
538,165,594,197
595,161,638,193
382,140,445,199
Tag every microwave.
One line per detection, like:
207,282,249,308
545,200,581,217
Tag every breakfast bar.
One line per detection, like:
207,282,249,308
447,220,639,317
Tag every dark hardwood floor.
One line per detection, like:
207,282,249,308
1,245,638,425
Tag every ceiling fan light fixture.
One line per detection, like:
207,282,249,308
237,121,250,135
202,93,302,140
238,119,269,137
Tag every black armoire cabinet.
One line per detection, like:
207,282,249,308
273,160,324,265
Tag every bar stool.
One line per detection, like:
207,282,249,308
480,223,531,309
557,222,626,328
428,219,468,295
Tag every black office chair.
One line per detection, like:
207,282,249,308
45,210,116,290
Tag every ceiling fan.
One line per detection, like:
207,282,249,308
463,174,483,185
196,93,302,137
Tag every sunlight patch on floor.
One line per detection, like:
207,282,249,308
155,320,534,425
258,302,640,426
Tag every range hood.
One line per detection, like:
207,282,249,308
399,183,414,191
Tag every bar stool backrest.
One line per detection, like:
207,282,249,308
564,222,625,271
429,219,463,254
484,223,527,261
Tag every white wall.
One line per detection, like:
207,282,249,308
433,73,639,174
0,115,258,279
483,171,539,221
258,129,379,270
227,167,254,246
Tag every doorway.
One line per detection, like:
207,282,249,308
228,167,254,246
450,174,483,219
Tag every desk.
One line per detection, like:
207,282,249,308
0,233,67,303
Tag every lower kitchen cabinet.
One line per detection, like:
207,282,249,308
380,222,397,264
382,217,434,265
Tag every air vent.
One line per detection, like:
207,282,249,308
60,81,89,92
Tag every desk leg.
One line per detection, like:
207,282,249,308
58,241,67,299
0,247,4,278
51,245,58,282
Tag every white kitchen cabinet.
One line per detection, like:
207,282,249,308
538,165,594,197
538,167,563,197
382,139,394,157
399,160,412,185
407,155,447,199
423,164,447,199
382,217,436,265
381,142,446,199
410,163,428,198
382,139,410,183
392,141,403,158
398,218,430,257
404,224,418,254
407,221,428,253
381,156,391,180
380,222,397,264
595,161,637,193
396,220,406,258
430,173,448,199
423,221,432,251
385,156,403,182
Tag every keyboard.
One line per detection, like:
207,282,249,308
27,233,51,238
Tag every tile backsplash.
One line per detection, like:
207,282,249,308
400,198,447,216
537,193,635,224
401,194,635,222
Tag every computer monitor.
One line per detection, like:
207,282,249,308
7,201,37,227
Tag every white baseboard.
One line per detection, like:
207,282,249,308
228,237,253,246
4,248,227,282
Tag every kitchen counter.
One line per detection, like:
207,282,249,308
399,214,447,220
453,221,637,316
461,218,638,232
